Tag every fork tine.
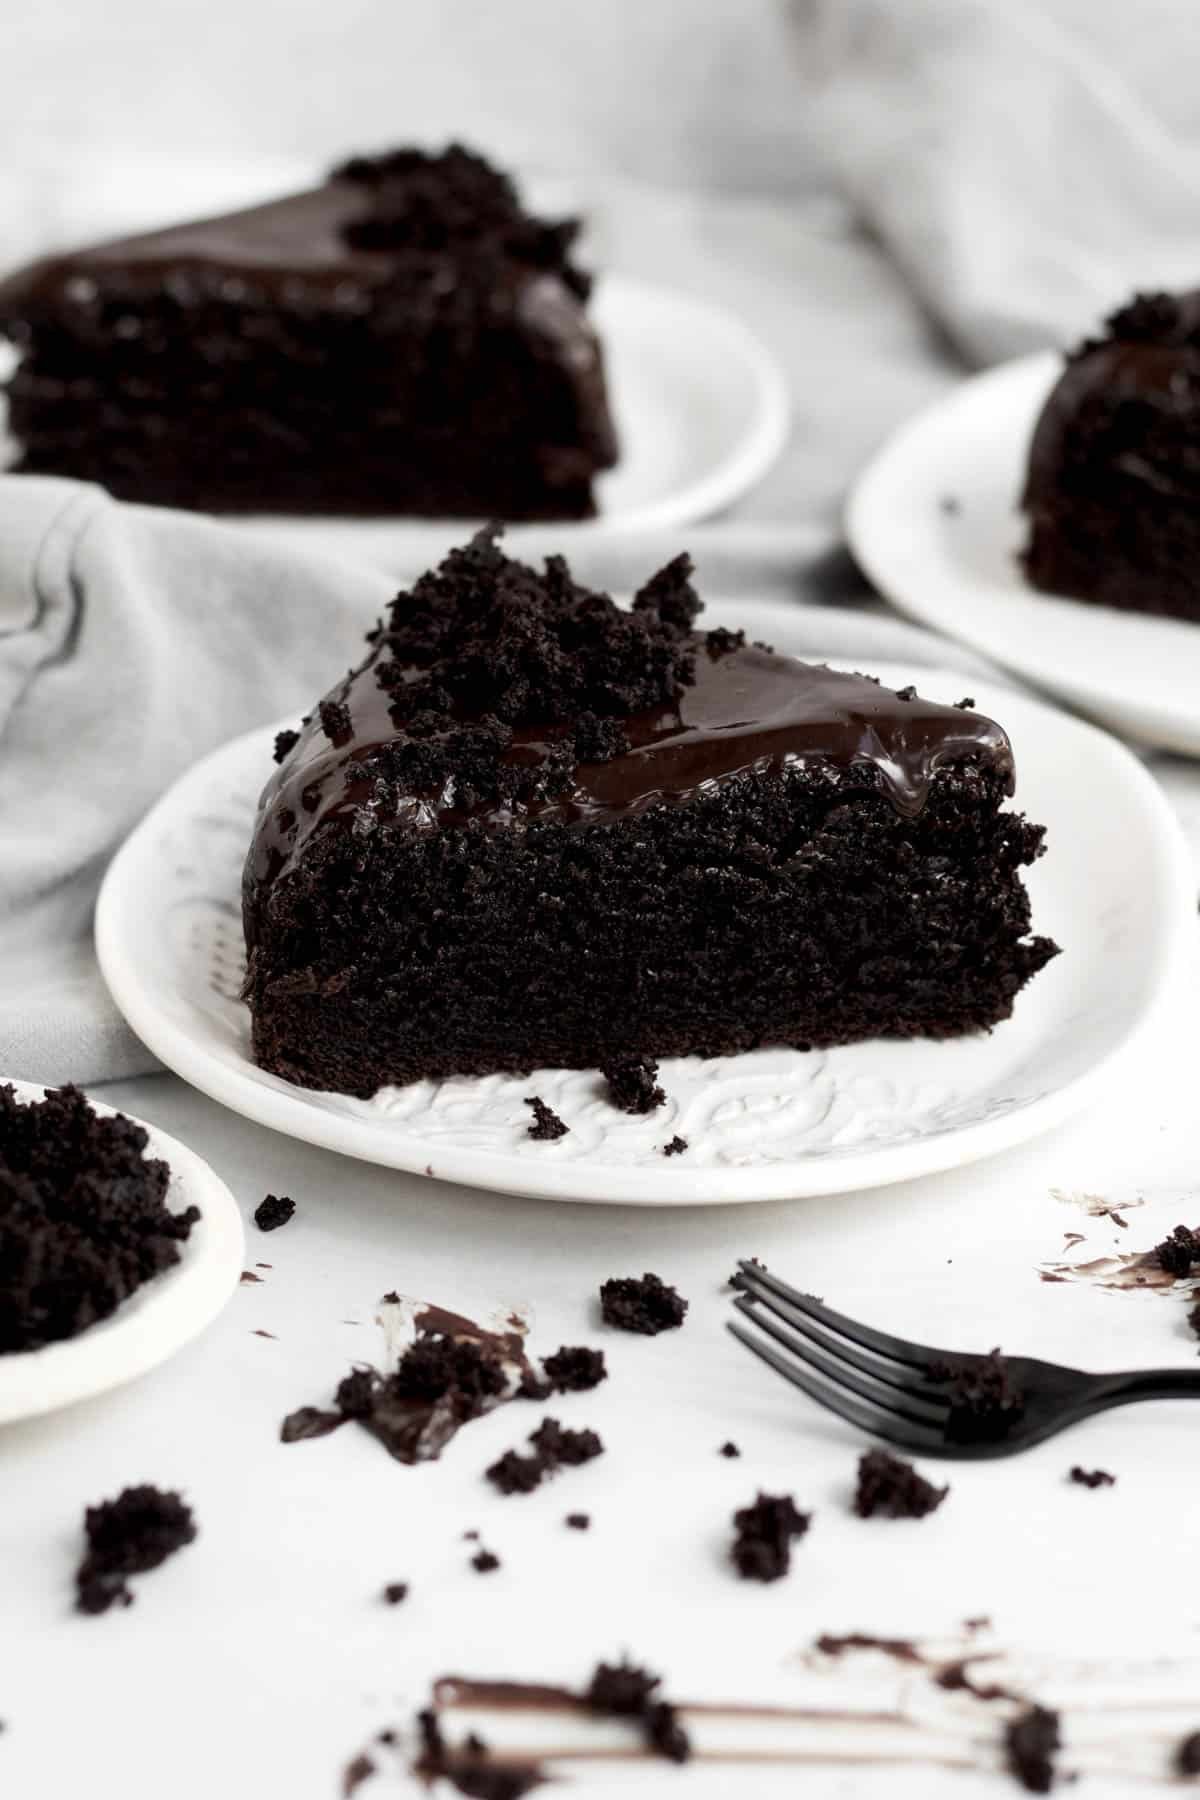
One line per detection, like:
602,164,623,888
735,1261,946,1371
737,1285,951,1412
732,1297,949,1429
727,1321,947,1455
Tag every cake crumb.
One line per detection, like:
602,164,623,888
0,1083,198,1354
731,1491,810,1582
1155,1224,1200,1276
928,1349,1025,1444
273,728,300,764
381,1582,408,1605
75,1485,196,1616
1004,1704,1060,1793
487,1417,604,1495
586,1659,691,1763
471,1549,501,1574
854,1449,948,1520
719,1441,740,1459
601,1059,665,1115
541,1345,607,1392
600,1272,688,1335
239,1270,263,1284
662,1136,688,1156
254,1193,295,1232
524,1096,567,1140
1176,1731,1200,1776
565,1512,591,1530
1068,1466,1115,1489
342,1751,375,1796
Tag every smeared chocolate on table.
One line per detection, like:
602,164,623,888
281,1298,538,1464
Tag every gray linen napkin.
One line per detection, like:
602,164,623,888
789,0,1200,364
0,477,1000,1087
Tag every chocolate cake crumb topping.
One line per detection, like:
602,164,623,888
601,1058,665,1115
541,1345,606,1392
273,728,300,764
719,1441,741,1458
524,1098,567,1141
854,1449,948,1520
1068,1466,1115,1489
731,1491,811,1582
333,142,590,302
928,1349,1026,1445
254,1192,295,1232
471,1549,500,1574
1004,1704,1061,1793
1176,1731,1200,1776
662,1136,688,1157
599,1272,688,1335
348,528,706,816
565,1512,590,1530
382,1582,408,1605
1,1084,197,1355
75,1485,196,1615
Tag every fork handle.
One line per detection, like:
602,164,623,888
1092,1369,1200,1406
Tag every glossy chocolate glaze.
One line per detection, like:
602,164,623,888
248,638,1013,893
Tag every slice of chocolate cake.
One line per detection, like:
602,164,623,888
242,530,1057,1097
1023,291,1200,620
0,145,617,520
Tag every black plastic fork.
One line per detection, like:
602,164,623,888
728,1260,1200,1459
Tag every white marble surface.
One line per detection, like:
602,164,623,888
2,753,1199,1798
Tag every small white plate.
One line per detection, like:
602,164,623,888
847,351,1200,756
224,275,790,571
94,614,1195,1206
0,1081,244,1424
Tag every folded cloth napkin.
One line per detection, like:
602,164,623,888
789,0,1200,364
0,476,1004,1088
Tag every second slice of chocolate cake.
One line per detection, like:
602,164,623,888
242,532,1058,1097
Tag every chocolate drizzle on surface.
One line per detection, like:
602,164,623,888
280,1299,536,1465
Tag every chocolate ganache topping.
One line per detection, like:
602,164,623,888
248,533,1013,895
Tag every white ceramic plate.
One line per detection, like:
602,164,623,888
0,1080,244,1424
94,608,1195,1205
222,275,790,572
847,351,1200,756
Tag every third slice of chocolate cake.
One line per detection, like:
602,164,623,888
1023,291,1200,621
242,532,1057,1097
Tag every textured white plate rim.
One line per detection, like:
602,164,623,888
225,274,791,551
845,350,1200,755
95,643,1195,1207
0,1080,245,1424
